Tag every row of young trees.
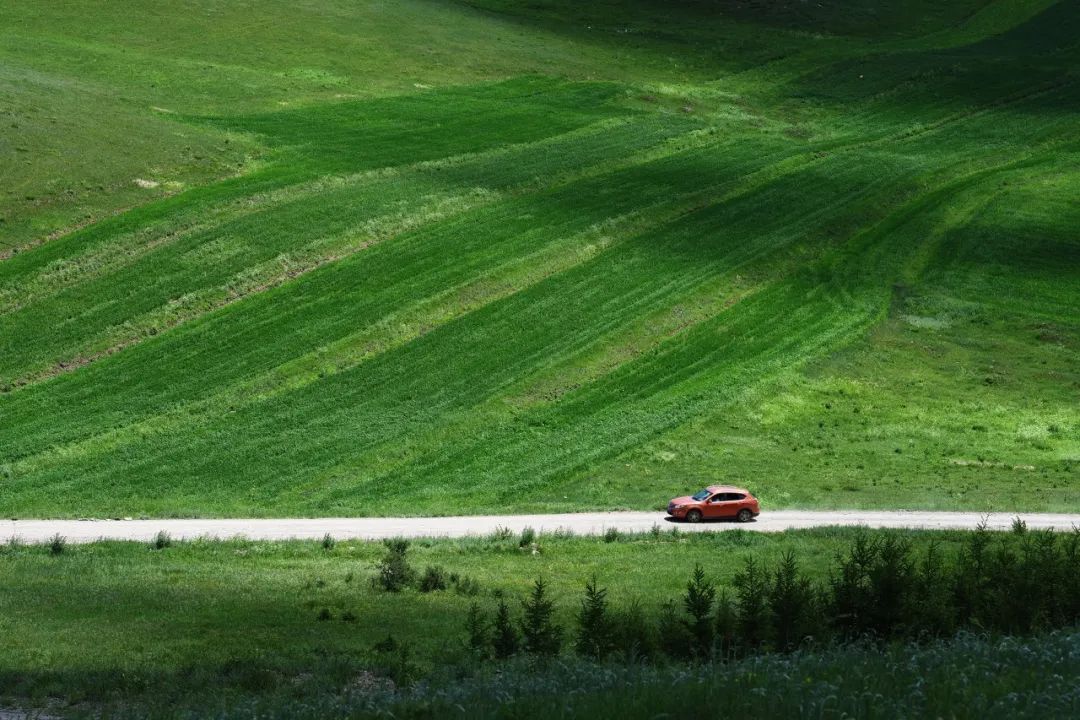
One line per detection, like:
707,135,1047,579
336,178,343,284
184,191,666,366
461,523,1080,663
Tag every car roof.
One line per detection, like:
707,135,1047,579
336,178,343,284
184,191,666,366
705,485,750,494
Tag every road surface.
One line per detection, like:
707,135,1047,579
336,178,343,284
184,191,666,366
4,511,1079,544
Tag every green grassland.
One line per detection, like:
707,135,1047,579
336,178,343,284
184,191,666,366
0,527,1057,710
1,1,1078,517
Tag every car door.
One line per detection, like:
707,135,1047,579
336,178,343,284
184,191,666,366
705,492,731,519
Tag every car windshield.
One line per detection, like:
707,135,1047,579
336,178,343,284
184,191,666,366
691,489,711,501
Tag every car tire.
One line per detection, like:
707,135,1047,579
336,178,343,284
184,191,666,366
686,509,702,523
737,509,753,523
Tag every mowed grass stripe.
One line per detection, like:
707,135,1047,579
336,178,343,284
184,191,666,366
0,132,799,468
0,106,709,388
3,144,934,515
2,131,835,499
0,111,697,319
4,99,1062,518
316,133,1076,513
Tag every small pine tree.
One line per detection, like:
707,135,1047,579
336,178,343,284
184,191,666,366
768,550,816,651
576,576,615,660
954,520,992,625
465,602,490,658
909,540,955,638
657,599,692,660
521,577,562,656
733,556,770,651
867,534,915,637
682,564,716,659
615,598,657,663
714,590,738,660
1062,531,1080,624
374,538,415,592
827,532,876,640
492,598,519,659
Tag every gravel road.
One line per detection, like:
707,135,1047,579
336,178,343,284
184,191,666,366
4,511,1079,544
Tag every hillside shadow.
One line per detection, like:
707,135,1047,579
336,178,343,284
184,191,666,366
779,0,1079,115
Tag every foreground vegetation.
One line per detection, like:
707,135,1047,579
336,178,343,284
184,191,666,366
158,632,1080,719
1,0,1077,517
1,526,1078,716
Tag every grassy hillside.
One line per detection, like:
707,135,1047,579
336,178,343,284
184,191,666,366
0,1,1077,517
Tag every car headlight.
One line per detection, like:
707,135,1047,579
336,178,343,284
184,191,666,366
673,504,686,510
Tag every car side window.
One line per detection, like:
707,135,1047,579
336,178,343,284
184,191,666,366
710,493,729,502
729,493,746,501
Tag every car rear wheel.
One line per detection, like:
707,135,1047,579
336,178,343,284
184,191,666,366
686,509,703,523
736,509,753,523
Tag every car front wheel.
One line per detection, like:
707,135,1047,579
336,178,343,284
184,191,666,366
736,509,753,523
686,509,702,523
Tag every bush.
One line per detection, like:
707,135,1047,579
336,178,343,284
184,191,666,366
521,577,562,656
419,565,448,593
603,528,619,543
519,526,536,549
321,533,335,551
452,575,482,597
152,530,172,550
576,577,615,661
374,538,415,593
48,533,66,556
371,635,417,686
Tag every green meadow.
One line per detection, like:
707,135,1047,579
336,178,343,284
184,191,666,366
0,527,1064,707
1,0,1078,517
2,525,1080,716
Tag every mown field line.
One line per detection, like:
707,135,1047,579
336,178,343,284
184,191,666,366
4,190,497,390
6,143,845,477
5,511,1079,544
2,121,731,390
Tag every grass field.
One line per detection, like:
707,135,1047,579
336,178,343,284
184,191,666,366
171,634,1080,719
1,0,1078,517
0,526,1069,712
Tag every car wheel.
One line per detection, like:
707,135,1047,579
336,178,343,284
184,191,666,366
686,509,702,524
737,509,753,523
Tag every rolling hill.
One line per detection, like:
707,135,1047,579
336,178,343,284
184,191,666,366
1,0,1077,517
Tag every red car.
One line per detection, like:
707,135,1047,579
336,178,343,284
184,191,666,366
667,485,760,523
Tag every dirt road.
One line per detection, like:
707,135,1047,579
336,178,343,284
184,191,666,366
5,510,1079,544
